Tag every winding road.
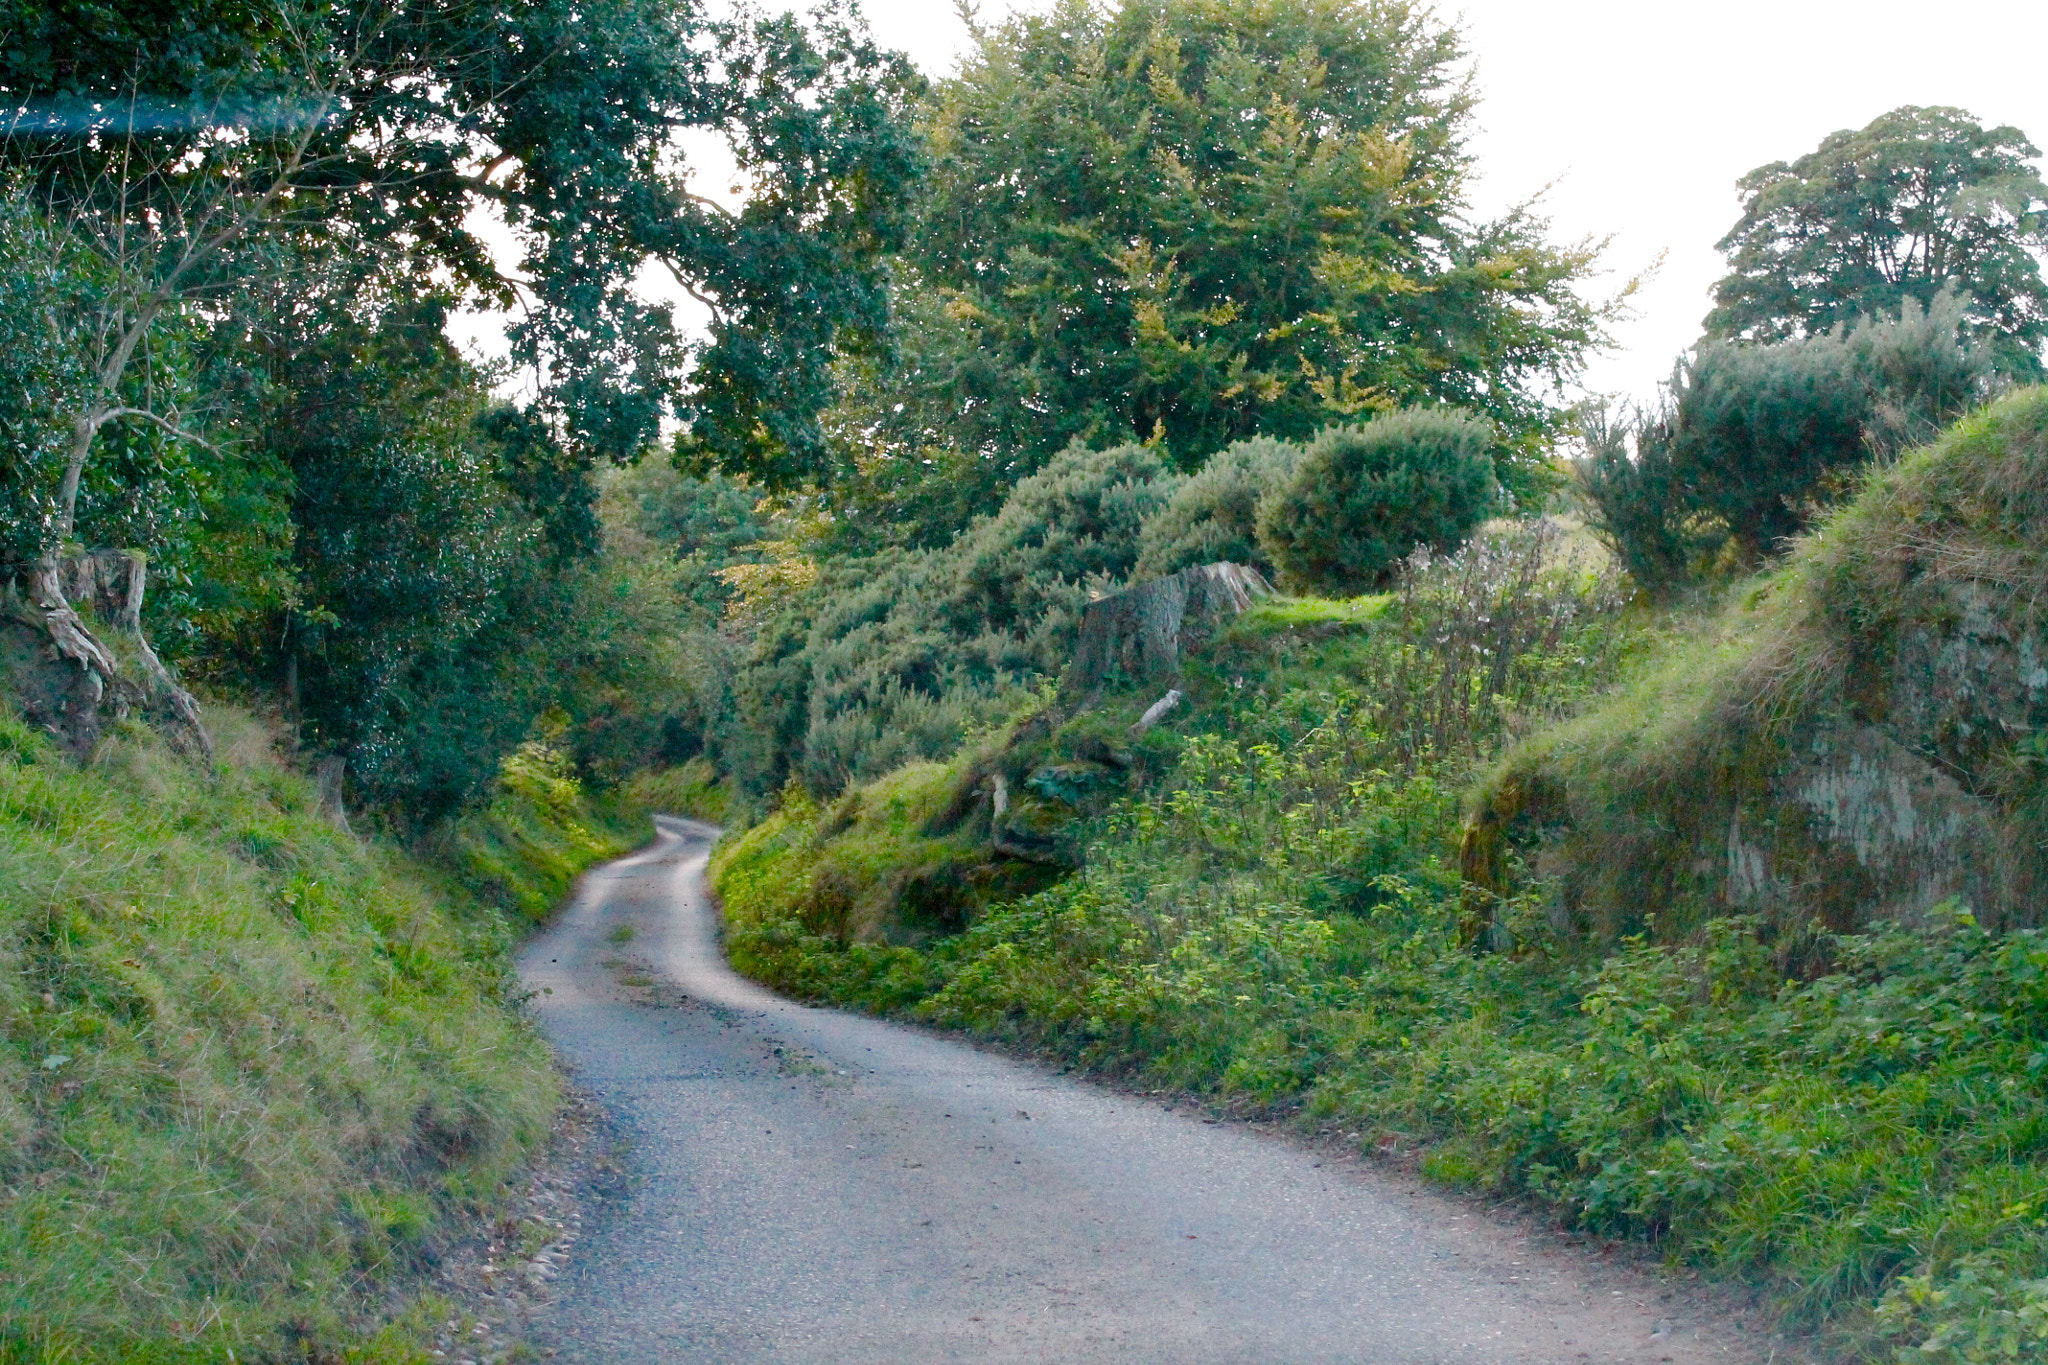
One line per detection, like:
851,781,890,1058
517,818,1772,1365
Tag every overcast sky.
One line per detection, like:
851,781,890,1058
858,0,2048,405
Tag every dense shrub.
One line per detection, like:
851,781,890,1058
1255,411,1497,594
940,440,1180,639
699,442,1182,799
1134,436,1301,580
1580,290,1991,586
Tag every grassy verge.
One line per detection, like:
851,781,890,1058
0,704,561,1363
708,516,2048,1362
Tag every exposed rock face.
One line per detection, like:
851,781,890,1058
1466,388,2048,939
2,550,211,760
1063,561,1272,705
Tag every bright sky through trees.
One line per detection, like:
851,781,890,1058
863,0,2048,406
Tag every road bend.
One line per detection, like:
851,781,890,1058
517,817,1764,1365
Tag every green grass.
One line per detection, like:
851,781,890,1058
0,703,563,1363
1471,387,2048,941
706,508,2048,1361
712,761,1063,1001
599,756,731,829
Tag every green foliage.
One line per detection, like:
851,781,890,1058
0,704,558,1362
0,194,89,565
1,0,923,483
712,760,1065,998
441,721,647,925
701,441,1181,802
1707,106,2048,381
1580,291,1991,585
823,0,1611,544
709,499,2048,1355
0,191,227,577
1134,435,1301,579
1255,410,1497,594
602,757,732,828
1518,386,2048,944
939,441,1178,642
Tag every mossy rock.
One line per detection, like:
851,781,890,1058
1467,387,2048,940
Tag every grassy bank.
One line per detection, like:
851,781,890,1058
710,511,2048,1362
0,705,580,1364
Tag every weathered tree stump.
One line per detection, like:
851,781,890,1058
1062,561,1271,707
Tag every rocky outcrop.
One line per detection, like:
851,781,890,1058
1465,387,2048,940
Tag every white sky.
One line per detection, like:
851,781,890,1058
454,0,2048,413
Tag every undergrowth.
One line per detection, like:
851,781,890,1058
710,514,2048,1361
0,704,561,1363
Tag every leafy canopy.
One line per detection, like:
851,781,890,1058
0,0,923,489
1706,106,2048,381
825,0,1613,543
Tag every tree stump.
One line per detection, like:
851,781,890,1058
2,551,211,760
1062,562,1271,707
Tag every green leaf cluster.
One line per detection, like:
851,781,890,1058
1708,106,2048,383
1580,290,1991,587
822,0,1613,546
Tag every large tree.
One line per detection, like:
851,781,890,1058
1705,106,2048,379
817,0,1615,545
0,0,920,743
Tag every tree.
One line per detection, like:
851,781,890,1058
821,0,1615,545
1,0,921,483
0,0,919,753
1706,106,2048,380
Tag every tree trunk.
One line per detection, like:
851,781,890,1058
4,552,211,760
56,413,95,546
27,556,119,695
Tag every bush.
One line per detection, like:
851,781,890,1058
702,442,1183,799
1579,290,1991,586
940,440,1180,639
1134,435,1301,580
1254,411,1497,594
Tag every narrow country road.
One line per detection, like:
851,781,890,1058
517,818,1772,1365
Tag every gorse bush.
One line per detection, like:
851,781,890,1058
1255,410,1498,595
702,442,1182,801
1134,435,1300,580
1580,290,1991,587
940,440,1178,641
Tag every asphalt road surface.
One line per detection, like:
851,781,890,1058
518,817,1773,1365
